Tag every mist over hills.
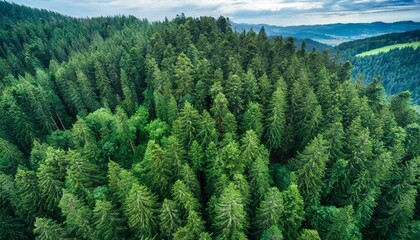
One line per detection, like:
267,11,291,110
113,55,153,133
233,21,420,45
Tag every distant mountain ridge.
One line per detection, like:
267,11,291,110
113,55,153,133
232,21,420,45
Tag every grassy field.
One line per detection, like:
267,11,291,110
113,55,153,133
356,41,420,57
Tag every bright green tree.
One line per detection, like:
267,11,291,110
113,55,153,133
281,183,305,239
213,183,248,239
265,86,287,151
298,229,320,240
124,183,158,239
59,191,93,239
159,199,181,239
241,102,264,139
172,101,201,148
255,187,283,235
93,200,124,240
33,217,65,240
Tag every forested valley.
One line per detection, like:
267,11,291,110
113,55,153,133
0,2,419,240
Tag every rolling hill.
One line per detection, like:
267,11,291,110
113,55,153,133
233,21,420,45
334,30,420,104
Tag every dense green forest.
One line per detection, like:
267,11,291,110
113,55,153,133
335,30,420,104
1,2,419,240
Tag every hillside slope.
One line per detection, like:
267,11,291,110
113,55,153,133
335,30,420,104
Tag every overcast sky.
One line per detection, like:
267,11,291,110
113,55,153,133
8,0,420,26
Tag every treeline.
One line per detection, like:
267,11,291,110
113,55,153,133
0,2,420,240
0,1,144,79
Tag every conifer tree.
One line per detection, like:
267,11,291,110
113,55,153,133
290,135,329,207
242,102,264,139
261,225,284,240
37,147,68,211
225,73,244,115
172,101,201,148
124,183,158,239
255,187,283,235
15,168,41,224
242,69,258,104
159,199,181,239
107,160,137,203
33,217,65,240
59,191,93,239
298,229,320,240
0,138,24,175
265,86,287,151
290,77,323,151
213,183,248,239
174,52,194,100
281,183,304,239
93,200,124,240
135,140,171,197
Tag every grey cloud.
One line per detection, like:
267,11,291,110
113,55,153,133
8,0,420,25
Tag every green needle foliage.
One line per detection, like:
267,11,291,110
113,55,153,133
0,3,418,239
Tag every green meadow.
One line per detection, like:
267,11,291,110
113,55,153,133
356,41,420,57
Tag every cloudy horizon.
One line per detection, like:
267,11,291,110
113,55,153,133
7,0,420,26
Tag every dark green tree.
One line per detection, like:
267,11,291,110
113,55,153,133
290,135,329,207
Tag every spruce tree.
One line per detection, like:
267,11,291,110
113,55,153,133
290,135,329,207
124,183,158,239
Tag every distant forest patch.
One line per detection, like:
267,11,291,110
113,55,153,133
356,41,420,57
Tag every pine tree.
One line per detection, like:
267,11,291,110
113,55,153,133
0,138,24,175
242,69,258,105
15,168,41,224
261,225,284,240
37,147,68,211
211,92,229,136
213,183,248,239
290,135,329,207
165,135,186,181
124,183,158,239
172,101,201,148
265,86,287,151
281,183,304,239
172,180,201,215
325,205,357,240
33,217,65,240
120,68,138,114
255,187,283,235
188,140,205,172
135,140,171,197
66,150,103,202
94,59,117,109
59,191,93,239
290,77,323,151
390,91,418,127
197,110,218,148
174,52,194,100
225,73,244,116
107,160,137,204
241,102,264,139
298,229,320,240
241,131,271,206
75,69,99,112
159,199,181,239
92,200,124,240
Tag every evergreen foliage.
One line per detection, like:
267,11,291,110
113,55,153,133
0,3,419,239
